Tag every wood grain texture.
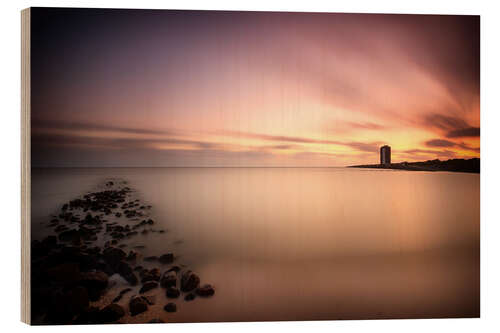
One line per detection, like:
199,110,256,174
21,7,31,325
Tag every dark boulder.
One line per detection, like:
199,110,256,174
160,271,177,288
112,287,132,302
139,281,159,294
120,287,132,295
45,262,80,285
74,306,101,325
42,235,58,248
180,271,200,292
126,250,137,261
142,295,156,305
79,271,108,290
140,268,161,283
67,286,90,315
148,318,164,323
166,265,181,273
166,287,180,298
79,271,109,301
196,284,215,297
163,303,177,312
184,293,196,301
116,261,138,286
129,296,148,316
99,303,125,323
58,229,81,243
103,247,126,267
159,253,174,264
47,286,89,323
55,225,68,233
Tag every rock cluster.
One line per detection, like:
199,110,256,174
31,180,215,325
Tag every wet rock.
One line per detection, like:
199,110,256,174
160,271,177,288
142,295,156,305
184,293,196,302
58,229,81,243
99,303,125,323
163,303,177,312
166,287,180,299
148,318,164,323
79,271,109,300
112,287,132,303
74,306,101,324
42,235,57,247
68,286,90,314
32,236,58,257
166,265,181,273
126,250,137,261
84,213,101,225
47,286,89,323
45,262,80,285
144,255,158,262
180,271,200,292
159,253,174,264
196,284,215,297
120,287,132,295
129,296,148,316
112,294,123,303
55,225,68,233
103,247,126,267
116,261,138,286
141,268,161,283
111,232,125,240
79,271,108,290
139,281,159,294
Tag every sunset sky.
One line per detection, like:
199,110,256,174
31,8,480,167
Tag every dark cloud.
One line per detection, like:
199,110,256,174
422,113,480,139
456,142,480,153
31,132,221,151
425,139,480,153
446,127,480,138
399,148,457,159
32,120,174,136
224,131,337,145
425,139,456,148
423,113,469,131
265,145,296,150
224,131,381,153
342,142,380,153
346,122,386,130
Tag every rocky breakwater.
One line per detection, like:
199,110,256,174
31,180,215,325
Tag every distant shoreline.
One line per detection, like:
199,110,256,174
349,158,479,174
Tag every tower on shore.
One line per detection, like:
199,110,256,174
380,145,391,165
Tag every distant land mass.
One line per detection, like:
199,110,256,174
349,158,479,173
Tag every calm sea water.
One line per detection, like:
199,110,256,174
31,167,480,321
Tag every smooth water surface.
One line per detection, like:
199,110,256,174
31,167,480,321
